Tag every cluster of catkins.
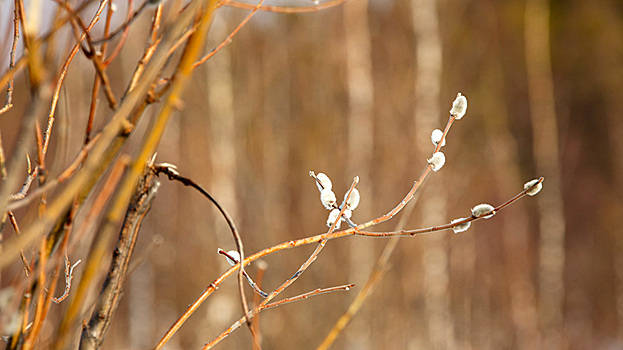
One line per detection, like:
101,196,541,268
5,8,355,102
434,93,543,233
427,92,468,172
310,172,360,230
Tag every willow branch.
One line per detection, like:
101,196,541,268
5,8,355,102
80,167,160,350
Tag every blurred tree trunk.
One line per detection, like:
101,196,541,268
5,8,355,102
412,0,455,348
524,0,567,348
480,59,540,349
262,17,290,248
598,8,623,340
343,0,375,348
208,15,239,241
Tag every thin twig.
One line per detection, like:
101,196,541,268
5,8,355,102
51,256,81,304
193,0,266,69
7,211,31,275
52,0,118,109
252,261,267,350
155,115,458,348
353,178,544,237
103,0,135,66
42,0,110,163
124,4,163,95
0,0,208,274
91,0,150,45
155,176,541,349
317,109,453,348
7,289,31,349
0,0,102,91
23,238,48,350
218,249,269,297
0,0,20,116
151,162,256,344
5,134,102,212
203,284,355,349
258,176,359,303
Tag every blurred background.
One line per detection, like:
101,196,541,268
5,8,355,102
1,0,622,348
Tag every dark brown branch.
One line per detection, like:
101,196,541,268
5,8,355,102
151,162,255,342
80,166,160,350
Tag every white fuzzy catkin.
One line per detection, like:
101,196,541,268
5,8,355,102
345,188,360,210
315,172,332,191
471,203,495,219
431,129,446,147
327,208,342,229
342,209,353,219
523,179,543,196
451,218,471,234
224,250,240,266
320,188,337,209
450,93,468,119
428,152,446,172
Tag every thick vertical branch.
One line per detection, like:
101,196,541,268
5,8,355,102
80,167,160,350
524,0,566,348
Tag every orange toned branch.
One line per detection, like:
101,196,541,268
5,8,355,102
124,5,163,95
354,178,544,237
22,252,61,350
0,0,211,274
24,203,76,350
53,0,118,109
103,0,134,66
51,256,81,304
251,261,267,350
84,0,113,144
155,114,457,348
42,0,109,161
256,176,359,304
0,1,20,116
151,163,257,342
218,249,268,297
0,0,102,91
316,263,389,350
7,211,30,275
68,155,129,249
318,186,419,350
22,238,48,350
92,0,150,45
8,288,32,349
193,0,265,69
6,133,102,212
0,55,27,93
204,284,355,349
156,175,541,349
